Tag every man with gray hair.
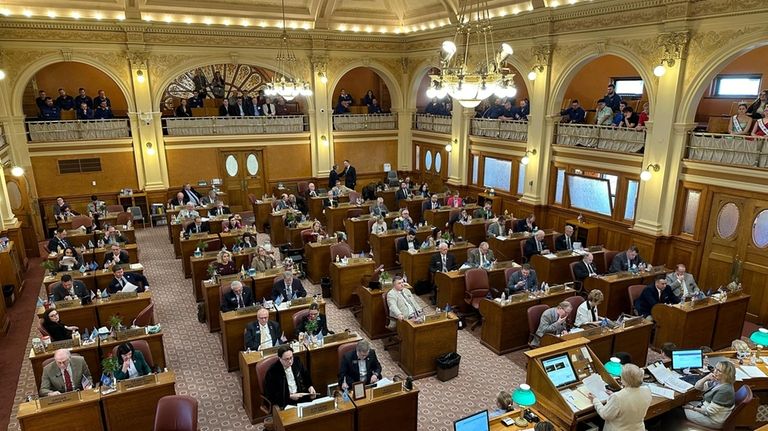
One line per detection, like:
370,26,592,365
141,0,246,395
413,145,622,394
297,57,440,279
40,349,93,396
272,271,306,302
531,301,573,347
221,280,255,312
338,339,383,390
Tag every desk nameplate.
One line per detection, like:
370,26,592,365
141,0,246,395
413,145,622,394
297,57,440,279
54,299,82,309
117,373,157,391
235,305,260,316
114,327,147,341
371,382,403,399
110,292,139,301
38,391,81,409
290,297,312,306
323,332,354,344
46,339,75,351
299,398,336,418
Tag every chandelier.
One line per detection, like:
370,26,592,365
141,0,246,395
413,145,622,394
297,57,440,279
265,0,312,101
426,0,516,108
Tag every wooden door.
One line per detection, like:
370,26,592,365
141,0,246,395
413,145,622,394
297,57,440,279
4,170,41,260
415,144,447,193
219,150,266,211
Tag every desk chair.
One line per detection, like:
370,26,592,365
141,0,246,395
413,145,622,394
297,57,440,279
463,268,489,331
37,319,50,337
256,356,280,417
133,302,155,326
527,304,549,348
107,204,124,213
296,181,309,196
42,353,83,369
503,267,521,293
111,339,155,368
627,284,646,316
348,191,361,203
337,341,357,374
603,250,619,272
153,395,198,431
519,240,527,264
330,243,352,262
681,385,753,431
300,229,314,246
381,291,400,352
346,208,363,219
128,206,145,228
386,170,399,187
47,281,62,297
564,296,585,326
568,261,585,295
115,211,132,226
292,309,310,338
70,215,93,230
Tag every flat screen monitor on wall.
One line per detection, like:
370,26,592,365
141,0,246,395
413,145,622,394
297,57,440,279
566,174,613,217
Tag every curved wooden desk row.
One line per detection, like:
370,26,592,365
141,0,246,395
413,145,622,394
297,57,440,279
42,264,145,295
58,226,137,247
45,243,140,269
17,371,176,431
191,246,260,302
35,291,152,333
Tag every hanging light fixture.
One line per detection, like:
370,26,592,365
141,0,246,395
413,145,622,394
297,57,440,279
264,0,312,101
426,0,516,108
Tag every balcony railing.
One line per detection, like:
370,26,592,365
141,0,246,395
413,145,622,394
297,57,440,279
27,119,131,142
555,123,646,154
470,118,528,142
332,113,397,131
413,114,452,134
164,115,308,136
686,132,768,168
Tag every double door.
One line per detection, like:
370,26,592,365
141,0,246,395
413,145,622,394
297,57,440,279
219,150,266,211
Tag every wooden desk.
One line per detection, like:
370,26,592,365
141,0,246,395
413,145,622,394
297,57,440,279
302,332,363,390
66,227,137,248
370,230,406,270
269,211,290,245
43,266,145,296
434,261,520,311
329,258,375,308
326,203,364,234
17,389,103,431
399,242,473,286
287,222,313,247
531,250,605,285
96,292,153,328
273,399,355,431
93,265,145,293
398,196,426,225
397,313,458,378
308,196,327,224
170,222,183,258
488,230,557,263
566,219,599,246
304,241,337,284
46,243,140,269
489,408,553,430
478,288,575,354
98,330,166,370
423,207,453,230
36,301,98,333
181,233,220,278
584,267,668,319
453,219,488,246
376,189,397,212
101,371,176,431
652,292,750,350
253,199,275,232
346,214,395,253
253,268,284,300
358,285,396,340
30,342,101,389
541,320,653,367
202,275,254,332
353,387,418,431
191,248,257,302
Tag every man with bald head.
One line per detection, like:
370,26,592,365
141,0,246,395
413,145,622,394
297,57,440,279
468,241,496,268
523,230,550,261
429,242,457,274
40,349,93,396
221,280,255,312
573,252,600,284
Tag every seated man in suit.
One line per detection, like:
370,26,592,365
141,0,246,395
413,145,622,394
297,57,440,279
429,242,456,274
305,182,319,198
386,277,421,327
244,307,284,351
170,192,186,207
184,216,210,235
40,349,93,396
523,230,550,262
572,252,600,285
665,264,700,299
473,201,494,220
107,265,149,294
322,190,338,209
531,301,572,347
395,181,412,201
392,209,415,231
103,225,126,245
468,241,496,268
182,183,203,206
272,271,307,302
274,194,290,211
103,244,130,268
506,264,538,295
295,303,331,338
370,196,389,217
555,224,579,251
423,193,441,213
515,214,538,233
175,202,199,221
52,274,91,302
634,276,680,319
220,280,255,312
487,216,506,238
608,245,645,273
338,340,383,390
208,200,231,217
264,345,316,408
47,228,71,253
396,229,422,254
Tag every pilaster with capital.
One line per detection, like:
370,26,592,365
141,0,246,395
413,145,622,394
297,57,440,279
447,106,472,186
397,56,413,172
310,56,333,177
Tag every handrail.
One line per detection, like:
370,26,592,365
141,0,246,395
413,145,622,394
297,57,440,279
332,113,397,131
26,119,131,142
470,118,528,142
413,113,452,134
686,132,768,168
163,115,308,136
555,123,645,154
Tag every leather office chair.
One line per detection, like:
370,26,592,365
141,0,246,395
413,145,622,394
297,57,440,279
463,268,489,330
337,342,357,367
300,229,314,246
569,261,585,295
70,215,93,230
348,191,361,203
519,240,528,264
330,243,352,262
115,211,132,226
219,282,234,308
603,250,619,272
386,170,399,187
628,284,646,315
527,304,549,348
292,309,310,336
296,181,309,196
107,204,125,213
47,281,62,297
346,208,363,219
153,395,198,431
133,302,155,326
564,296,585,326
381,290,400,352
681,385,752,431
256,356,280,416
503,267,521,289
112,339,155,368
37,319,50,337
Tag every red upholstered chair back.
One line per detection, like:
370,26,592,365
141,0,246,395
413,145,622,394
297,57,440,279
628,284,646,315
330,243,352,261
292,309,310,332
112,339,155,368
464,268,489,309
219,283,234,305
38,318,50,337
300,229,314,246
107,204,125,213
70,215,93,230
527,304,549,341
248,194,258,205
337,342,357,364
346,208,363,219
256,356,280,396
271,200,281,210
134,302,155,326
504,267,521,285
603,250,619,271
47,281,61,296
564,296,585,326
153,395,199,431
297,181,309,196
348,191,361,202
720,385,753,430
519,240,527,263
382,289,392,321
115,212,132,225
569,261,579,283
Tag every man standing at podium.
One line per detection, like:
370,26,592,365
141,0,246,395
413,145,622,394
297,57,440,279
40,349,93,396
339,340,383,389
264,345,316,408
386,277,420,328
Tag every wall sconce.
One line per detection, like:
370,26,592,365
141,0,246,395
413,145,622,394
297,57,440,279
520,149,537,165
527,65,544,81
445,139,456,153
1,161,24,177
640,163,660,181
317,72,328,84
0,69,6,80
145,142,155,155
653,59,673,77
136,70,145,83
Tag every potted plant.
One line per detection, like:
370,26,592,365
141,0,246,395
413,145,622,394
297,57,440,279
41,260,57,275
109,314,124,331
101,354,119,388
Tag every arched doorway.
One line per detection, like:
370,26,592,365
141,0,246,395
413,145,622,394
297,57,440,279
332,67,392,113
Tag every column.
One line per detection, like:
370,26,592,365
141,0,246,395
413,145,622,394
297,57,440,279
447,105,472,186
0,77,21,227
310,58,333,178
395,107,414,172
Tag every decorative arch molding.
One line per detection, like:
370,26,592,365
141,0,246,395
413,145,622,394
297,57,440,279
327,60,404,111
9,51,135,116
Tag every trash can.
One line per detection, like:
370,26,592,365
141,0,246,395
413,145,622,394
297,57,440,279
436,352,460,382
2,284,14,307
321,277,332,298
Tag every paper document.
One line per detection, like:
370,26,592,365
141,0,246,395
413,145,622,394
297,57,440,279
647,383,675,400
735,368,749,382
560,388,591,412
121,281,139,293
582,374,610,402
374,378,394,388
129,263,143,270
739,366,767,378
647,363,693,393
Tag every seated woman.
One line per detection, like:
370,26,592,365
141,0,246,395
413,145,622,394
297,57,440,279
363,90,375,107
309,220,327,242
750,106,768,137
683,360,736,429
590,363,651,430
417,183,430,198
251,246,278,272
227,214,243,230
574,290,603,327
728,103,752,135
295,303,332,338
42,308,78,341
212,250,237,275
371,215,388,234
240,232,258,249
58,246,84,271
114,342,152,381
446,190,463,207
489,391,513,418
636,102,650,130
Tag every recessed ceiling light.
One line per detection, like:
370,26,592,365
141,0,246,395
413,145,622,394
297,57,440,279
203,17,212,25
223,19,231,26
116,13,125,20
143,14,152,22
71,11,81,19
184,16,193,24
48,10,57,18
22,10,33,18
0,9,11,17
94,12,103,20
241,18,249,26
164,15,173,23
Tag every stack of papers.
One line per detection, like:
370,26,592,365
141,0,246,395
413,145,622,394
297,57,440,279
647,363,693,393
581,374,610,402
739,365,767,378
560,388,591,412
646,383,675,399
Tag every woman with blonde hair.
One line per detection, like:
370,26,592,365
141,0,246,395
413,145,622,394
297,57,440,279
590,363,651,431
251,245,277,272
212,249,236,275
683,360,736,428
371,215,388,235
575,289,603,327
310,220,327,242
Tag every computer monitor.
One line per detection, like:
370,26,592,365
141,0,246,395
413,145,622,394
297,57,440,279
671,349,703,370
453,410,489,431
542,353,579,388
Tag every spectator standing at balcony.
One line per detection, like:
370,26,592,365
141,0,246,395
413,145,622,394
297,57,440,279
219,99,232,116
243,93,255,115
621,106,640,128
188,93,203,108
262,98,277,116
94,101,114,120
603,84,622,112
36,90,48,114
595,99,613,126
363,90,376,107
340,160,357,190
211,71,225,99
516,98,530,121
751,106,768,137
499,100,519,120
328,164,339,189
338,89,353,105
611,101,627,126
728,103,752,135
56,88,75,111
41,98,61,121
425,97,442,115
175,98,193,117
636,102,650,131
74,88,92,109
560,100,586,124
747,89,767,119
192,68,209,99
368,98,382,114
249,96,261,116
93,90,111,108
233,97,247,117
483,98,505,119
276,96,290,115
440,100,453,116
77,102,94,120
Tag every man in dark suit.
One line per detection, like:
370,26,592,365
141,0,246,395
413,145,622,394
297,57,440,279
473,201,494,219
103,244,130,267
338,340,383,389
272,271,307,302
74,88,92,109
170,192,186,207
184,216,210,235
634,277,680,318
555,225,580,251
245,307,284,351
264,345,316,408
182,183,203,205
370,197,389,217
220,280,255,312
422,194,441,214
608,245,644,273
328,164,339,189
573,253,599,284
175,98,193,117
429,242,456,273
218,99,232,116
208,201,231,217
523,230,550,262
506,264,538,295
107,265,149,294
76,102,94,119
395,182,412,201
340,159,357,190
295,303,331,338
396,230,421,253
52,274,91,302
47,228,71,253
39,349,93,396
515,214,537,233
